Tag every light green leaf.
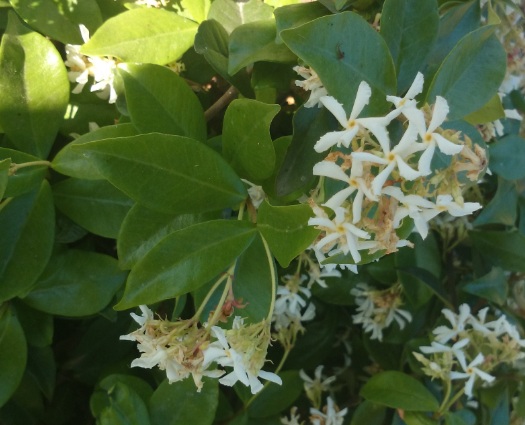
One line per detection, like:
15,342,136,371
360,371,439,412
115,220,257,309
426,26,506,120
404,412,439,425
223,99,279,181
53,178,134,239
380,0,439,93
10,0,103,44
464,93,505,125
274,2,329,43
75,133,247,214
0,12,69,158
52,123,139,181
257,201,319,267
228,20,296,75
119,63,206,141
149,378,218,425
489,135,525,180
181,0,210,23
281,12,396,115
0,181,54,302
0,148,48,198
461,267,507,305
0,305,27,408
23,249,126,317
81,8,198,64
207,0,273,34
470,230,525,272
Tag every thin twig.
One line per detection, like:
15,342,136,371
204,86,239,121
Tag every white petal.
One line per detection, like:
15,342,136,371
428,96,449,133
359,117,391,152
351,152,388,165
258,370,283,385
314,131,345,152
324,186,356,211
350,81,372,119
320,96,348,127
393,122,419,156
396,157,421,180
313,161,349,181
352,190,365,223
434,133,463,155
219,371,240,387
405,72,425,99
418,143,435,176
372,162,396,195
404,108,427,136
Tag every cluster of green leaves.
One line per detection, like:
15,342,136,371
0,0,524,424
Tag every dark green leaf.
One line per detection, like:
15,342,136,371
257,201,319,267
0,181,54,302
13,301,53,348
98,382,151,425
23,250,126,317
149,378,218,425
426,26,506,120
474,178,518,227
248,371,302,418
350,401,386,425
461,267,507,305
0,12,69,158
81,8,198,64
380,0,439,93
281,12,396,115
445,412,472,425
0,148,48,198
0,305,27,408
26,346,55,401
470,230,525,272
489,135,525,180
228,20,296,75
274,2,329,43
53,178,133,239
207,0,273,34
223,99,279,181
360,371,439,412
115,220,257,309
464,93,505,125
0,157,9,198
119,64,206,141
76,133,247,214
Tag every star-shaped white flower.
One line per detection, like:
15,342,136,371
419,338,470,368
433,304,472,343
386,72,425,118
450,353,495,398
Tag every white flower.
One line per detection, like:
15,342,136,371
300,365,336,393
281,407,303,425
419,338,470,368
433,304,472,343
450,353,495,398
309,397,348,425
241,179,266,209
386,72,424,118
294,66,328,108
314,82,391,152
273,282,316,331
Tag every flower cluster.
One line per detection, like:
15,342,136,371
302,72,486,268
414,304,525,398
64,25,119,103
121,307,281,394
351,282,412,341
294,66,327,108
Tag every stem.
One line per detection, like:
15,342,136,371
204,86,239,122
439,387,465,415
193,273,229,321
260,235,277,323
206,267,234,328
437,379,452,415
0,197,13,213
10,160,51,175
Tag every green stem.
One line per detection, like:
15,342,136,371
437,379,452,415
193,273,229,322
260,235,277,323
10,160,51,175
0,197,13,213
206,268,234,328
439,387,465,415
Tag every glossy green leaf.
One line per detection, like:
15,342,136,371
52,123,139,181
97,382,151,425
276,106,336,196
360,371,439,412
350,401,386,425
464,93,505,125
194,20,254,97
0,305,27,408
248,371,302,418
0,148,48,198
257,201,319,267
380,0,439,93
222,99,279,181
10,0,103,44
470,230,525,272
228,20,296,75
116,220,257,309
0,12,69,158
53,178,133,239
149,378,218,425
404,412,439,425
119,63,206,141
26,345,55,401
0,181,54,302
0,157,9,199
474,178,517,227
274,2,329,43
426,26,506,120
75,133,247,214
281,12,396,115
445,412,472,425
489,135,525,180
181,0,210,23
461,267,507,305
23,250,126,317
207,0,273,34
81,8,198,64
12,301,53,348
118,203,218,269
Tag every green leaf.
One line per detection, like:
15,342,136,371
257,201,319,267
470,230,525,272
119,63,206,141
76,133,247,214
461,267,507,305
380,0,439,93
97,382,151,425
281,12,396,115
248,371,302,418
404,412,439,425
360,371,439,412
274,2,329,43
0,12,69,158
445,412,472,425
194,20,254,97
426,26,506,120
149,378,218,425
489,135,525,180
0,181,54,302
52,123,139,181
207,0,273,34
26,345,55,401
228,20,296,75
53,178,133,239
10,0,103,44
118,204,219,269
23,250,126,317
115,220,257,309
181,0,210,23
276,106,336,196
0,148,48,198
222,99,279,181
474,178,518,227
0,157,9,199
464,93,505,125
12,301,53,348
81,8,198,64
350,401,386,425
0,305,27,408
